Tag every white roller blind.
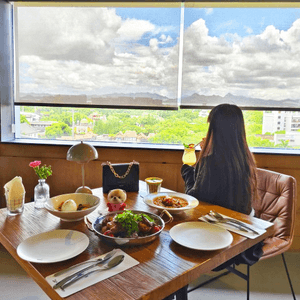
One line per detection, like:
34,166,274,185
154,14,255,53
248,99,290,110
14,2,182,109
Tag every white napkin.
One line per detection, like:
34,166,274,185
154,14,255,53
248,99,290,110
46,249,139,298
198,213,272,239
4,176,25,210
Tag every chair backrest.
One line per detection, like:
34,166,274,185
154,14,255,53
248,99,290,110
252,168,297,259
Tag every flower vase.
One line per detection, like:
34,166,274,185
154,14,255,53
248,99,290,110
34,179,50,209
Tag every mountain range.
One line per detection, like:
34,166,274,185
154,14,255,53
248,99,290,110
18,92,300,109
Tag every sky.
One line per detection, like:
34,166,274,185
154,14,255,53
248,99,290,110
17,5,300,104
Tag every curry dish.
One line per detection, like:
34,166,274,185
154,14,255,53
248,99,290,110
153,195,188,208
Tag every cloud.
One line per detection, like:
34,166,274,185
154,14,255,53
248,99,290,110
244,26,253,34
18,7,122,65
116,18,155,41
182,17,300,100
205,8,213,15
18,7,179,98
18,7,300,102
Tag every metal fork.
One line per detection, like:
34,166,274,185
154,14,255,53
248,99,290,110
202,216,248,232
210,210,259,235
53,249,117,278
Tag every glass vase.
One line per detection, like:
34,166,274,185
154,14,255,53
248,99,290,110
34,179,50,209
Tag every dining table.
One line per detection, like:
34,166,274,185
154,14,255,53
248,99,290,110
0,181,274,300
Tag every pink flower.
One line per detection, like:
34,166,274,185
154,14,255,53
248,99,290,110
29,161,41,168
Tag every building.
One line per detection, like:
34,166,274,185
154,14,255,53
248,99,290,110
263,111,300,134
263,111,300,146
20,123,43,138
21,112,41,123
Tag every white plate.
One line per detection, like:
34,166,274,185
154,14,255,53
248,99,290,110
143,192,199,214
17,230,89,263
169,222,233,250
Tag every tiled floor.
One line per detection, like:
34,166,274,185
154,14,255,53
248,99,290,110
1,243,299,300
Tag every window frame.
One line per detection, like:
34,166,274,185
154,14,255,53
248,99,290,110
1,1,300,155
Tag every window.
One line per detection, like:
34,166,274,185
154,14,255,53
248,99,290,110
1,1,300,151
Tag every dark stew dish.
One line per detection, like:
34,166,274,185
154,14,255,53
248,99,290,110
100,210,162,238
153,195,189,208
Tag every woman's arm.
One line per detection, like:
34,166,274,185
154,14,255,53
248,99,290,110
181,164,196,194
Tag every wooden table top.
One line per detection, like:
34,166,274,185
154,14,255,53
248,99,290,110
0,181,273,300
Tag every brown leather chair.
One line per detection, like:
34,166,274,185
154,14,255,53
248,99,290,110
252,168,297,298
188,168,297,300
254,168,296,259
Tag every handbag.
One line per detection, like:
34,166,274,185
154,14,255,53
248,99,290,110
102,161,139,193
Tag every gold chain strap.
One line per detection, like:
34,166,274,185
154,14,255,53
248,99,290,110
107,161,134,179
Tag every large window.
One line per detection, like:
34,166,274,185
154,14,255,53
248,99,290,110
1,2,300,151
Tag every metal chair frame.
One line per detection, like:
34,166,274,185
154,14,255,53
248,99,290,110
187,253,296,300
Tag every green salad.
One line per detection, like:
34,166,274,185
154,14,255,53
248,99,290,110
115,210,154,236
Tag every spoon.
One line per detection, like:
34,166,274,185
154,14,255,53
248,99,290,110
60,255,125,290
53,249,117,289
53,249,117,277
210,210,259,235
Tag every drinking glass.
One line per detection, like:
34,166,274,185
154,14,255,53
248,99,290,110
145,177,163,194
182,148,196,166
5,190,25,215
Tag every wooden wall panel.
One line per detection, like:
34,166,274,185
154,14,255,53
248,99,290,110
0,143,299,251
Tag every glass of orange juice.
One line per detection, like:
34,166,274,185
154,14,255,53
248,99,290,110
182,144,197,166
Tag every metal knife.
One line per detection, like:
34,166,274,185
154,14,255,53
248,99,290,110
53,249,117,277
53,249,117,289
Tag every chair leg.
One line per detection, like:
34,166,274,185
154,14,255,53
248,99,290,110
163,285,188,300
247,264,250,300
281,253,296,300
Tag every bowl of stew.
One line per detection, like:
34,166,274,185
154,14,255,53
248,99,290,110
143,192,199,214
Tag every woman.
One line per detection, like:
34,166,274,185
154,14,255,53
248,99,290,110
182,103,262,269
181,103,257,215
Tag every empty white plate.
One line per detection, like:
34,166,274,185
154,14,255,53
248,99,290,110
17,230,89,263
170,222,233,250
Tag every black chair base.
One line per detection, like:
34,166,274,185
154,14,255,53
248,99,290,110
163,285,188,300
186,253,296,300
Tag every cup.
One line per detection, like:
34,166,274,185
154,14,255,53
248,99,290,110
5,190,25,215
145,177,163,194
182,147,197,166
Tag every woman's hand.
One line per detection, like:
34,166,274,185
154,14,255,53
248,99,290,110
200,137,206,149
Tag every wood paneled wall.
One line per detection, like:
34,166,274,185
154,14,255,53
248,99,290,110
0,143,299,251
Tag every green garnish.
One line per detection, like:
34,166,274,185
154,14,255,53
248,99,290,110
183,143,195,148
115,210,154,236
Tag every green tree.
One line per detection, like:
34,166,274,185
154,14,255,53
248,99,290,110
45,122,71,139
20,115,29,124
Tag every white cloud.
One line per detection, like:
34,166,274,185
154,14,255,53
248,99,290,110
18,7,122,65
116,19,155,41
182,17,300,100
244,26,253,34
18,7,300,101
205,8,213,15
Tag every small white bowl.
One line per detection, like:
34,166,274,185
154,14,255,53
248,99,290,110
45,193,100,222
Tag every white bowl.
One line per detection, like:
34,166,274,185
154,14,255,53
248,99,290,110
143,192,199,214
45,193,100,222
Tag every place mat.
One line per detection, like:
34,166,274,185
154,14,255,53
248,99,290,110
46,249,139,298
198,213,272,239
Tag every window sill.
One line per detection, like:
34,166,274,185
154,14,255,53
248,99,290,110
1,138,300,155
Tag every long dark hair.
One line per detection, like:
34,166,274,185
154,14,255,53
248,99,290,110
197,104,257,213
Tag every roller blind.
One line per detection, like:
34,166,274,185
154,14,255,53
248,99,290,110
181,2,300,110
14,2,182,109
12,1,300,111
